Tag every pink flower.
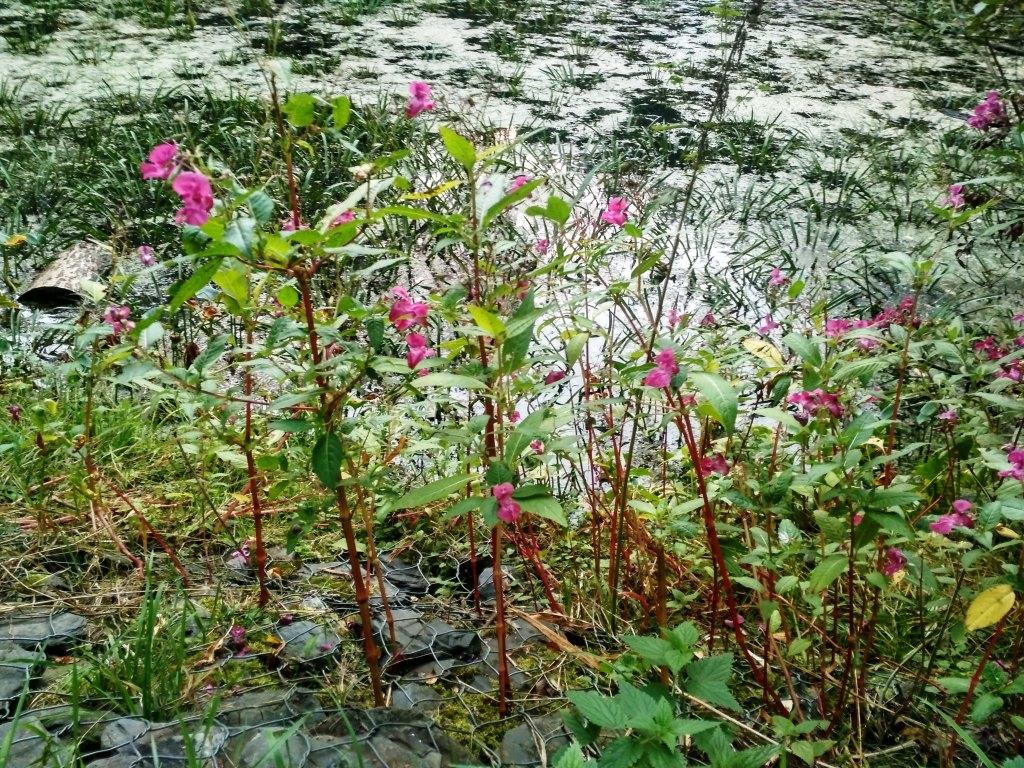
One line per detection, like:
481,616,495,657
389,286,429,331
7,404,22,423
667,308,680,329
967,90,1007,131
644,366,673,389
140,142,178,180
102,305,135,339
509,410,521,424
825,318,853,338
654,347,679,375
882,548,907,577
530,439,544,454
757,314,780,334
945,183,966,210
171,171,214,226
331,210,356,226
788,388,843,420
405,331,434,368
700,312,717,327
137,245,157,267
1013,313,1024,324
974,336,1006,361
700,454,730,476
228,625,247,650
852,513,864,526
491,483,521,523
534,239,549,255
1001,447,1024,481
644,348,678,389
543,369,566,385
930,501,973,535
406,81,435,118
509,175,531,192
600,197,628,227
938,409,958,423
768,267,789,287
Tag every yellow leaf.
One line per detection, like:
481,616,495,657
400,180,462,201
742,337,784,368
995,526,1020,539
965,584,1016,631
5,233,27,247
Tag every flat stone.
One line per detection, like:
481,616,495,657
381,555,430,597
99,716,229,763
217,687,324,728
499,715,570,766
0,716,72,767
391,681,443,713
235,727,311,768
377,609,481,673
0,641,44,713
0,612,88,651
276,621,342,664
306,735,363,768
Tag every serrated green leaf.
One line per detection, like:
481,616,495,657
690,372,738,434
568,691,627,729
684,654,741,711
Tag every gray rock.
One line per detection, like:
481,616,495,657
381,555,430,597
79,756,137,768
499,715,570,767
276,621,342,665
0,612,88,651
235,727,311,768
315,709,472,768
0,716,72,767
390,682,443,713
378,609,481,674
0,641,44,714
98,716,228,763
306,735,363,768
217,687,324,728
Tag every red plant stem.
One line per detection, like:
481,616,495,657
882,294,918,487
100,476,191,587
491,524,511,716
510,528,563,614
670,394,784,712
243,325,270,608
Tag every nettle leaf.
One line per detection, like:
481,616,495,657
690,372,738,434
484,461,515,486
311,433,344,488
283,92,317,128
598,737,644,768
683,654,741,711
567,691,627,729
439,126,476,170
390,473,476,511
553,743,587,768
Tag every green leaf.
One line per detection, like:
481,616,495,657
553,743,587,768
283,93,316,128
276,285,299,308
248,191,275,224
546,195,572,225
808,554,848,591
484,461,515,486
622,635,673,667
331,95,351,129
597,737,644,768
833,358,891,384
517,495,567,526
311,432,344,488
567,691,627,729
439,126,476,170
168,257,224,313
782,332,821,366
412,373,487,390
690,372,738,434
565,332,588,368
482,178,544,230
502,291,539,372
390,473,475,511
468,304,506,338
684,654,741,711
214,264,248,307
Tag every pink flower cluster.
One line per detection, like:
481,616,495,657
102,305,135,339
140,143,216,226
492,483,521,523
600,197,628,227
757,314,779,334
700,453,729,476
389,287,432,370
930,499,974,535
543,369,566,385
768,267,789,287
882,547,906,577
331,210,355,226
788,388,842,420
406,81,435,118
643,348,678,389
967,90,1007,131
137,245,157,267
945,183,965,210
509,175,531,192
998,447,1024,481
974,335,1024,380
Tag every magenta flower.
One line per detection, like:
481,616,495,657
491,483,521,523
228,625,247,650
389,286,429,331
530,439,544,454
140,142,178,180
534,238,549,255
788,388,843,420
171,171,214,226
967,90,1007,131
102,305,135,339
825,318,854,338
227,543,250,568
137,245,157,267
973,336,1006,361
600,197,628,227
509,410,521,424
644,348,678,389
700,453,730,476
930,500,973,535
543,369,566,385
1013,313,1024,324
406,81,435,118
405,331,434,368
768,267,789,287
945,183,966,210
509,175,531,192
667,308,681,329
938,409,958,423
331,210,356,226
999,447,1024,481
7,404,22,423
852,512,864,526
700,312,717,327
757,314,780,334
882,548,907,577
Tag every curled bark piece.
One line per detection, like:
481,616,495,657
18,241,112,306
